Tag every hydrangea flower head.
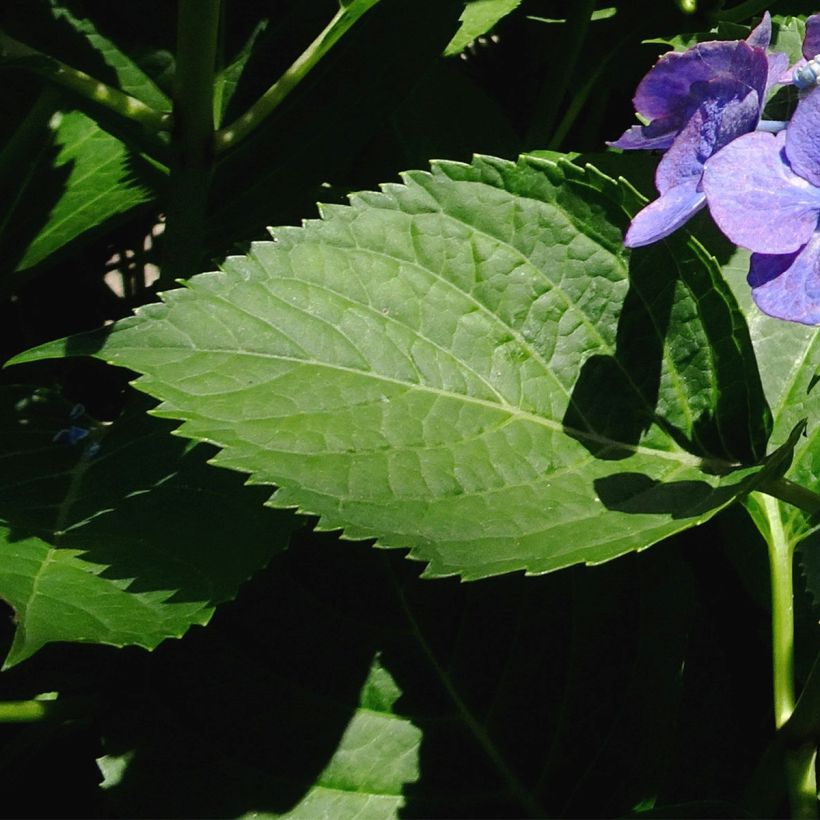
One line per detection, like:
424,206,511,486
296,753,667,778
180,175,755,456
702,86,820,325
610,15,784,248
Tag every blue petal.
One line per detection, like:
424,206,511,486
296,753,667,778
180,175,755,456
749,236,820,325
786,87,820,188
624,181,706,248
703,131,820,254
656,83,760,194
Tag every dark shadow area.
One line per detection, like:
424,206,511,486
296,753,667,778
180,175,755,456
594,471,743,518
562,240,676,460
207,0,464,256
563,217,769,464
88,534,391,818
0,388,298,609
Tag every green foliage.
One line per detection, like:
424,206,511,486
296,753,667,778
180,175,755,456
0,386,297,666
444,0,523,56
14,156,772,580
2,110,160,281
0,1,819,815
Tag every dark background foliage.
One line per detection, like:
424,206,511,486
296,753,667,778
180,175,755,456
0,1,817,816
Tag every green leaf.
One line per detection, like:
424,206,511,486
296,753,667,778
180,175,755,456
0,386,297,667
99,652,421,818
10,155,771,580
46,0,170,112
1,109,160,280
721,249,820,609
444,0,522,56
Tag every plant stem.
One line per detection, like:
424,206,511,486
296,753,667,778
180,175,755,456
525,0,596,150
755,493,818,818
0,699,55,723
160,0,221,283
759,477,820,517
214,0,384,154
0,30,172,155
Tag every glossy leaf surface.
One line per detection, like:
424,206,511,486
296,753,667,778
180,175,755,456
12,156,771,580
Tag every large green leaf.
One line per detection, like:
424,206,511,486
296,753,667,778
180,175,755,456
11,155,772,580
444,0,522,56
0,385,297,667
0,108,160,282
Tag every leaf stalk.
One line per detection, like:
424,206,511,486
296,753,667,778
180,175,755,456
0,30,172,137
753,493,818,818
213,0,384,154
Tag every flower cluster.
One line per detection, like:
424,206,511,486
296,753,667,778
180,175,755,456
612,12,820,326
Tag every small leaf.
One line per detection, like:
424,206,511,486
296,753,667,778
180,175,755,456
444,0,522,56
0,109,160,281
46,0,170,111
11,155,772,580
0,386,297,666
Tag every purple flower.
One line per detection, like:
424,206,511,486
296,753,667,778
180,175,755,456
785,14,820,88
702,87,820,325
610,14,784,248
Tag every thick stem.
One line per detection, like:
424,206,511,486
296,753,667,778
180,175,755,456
214,0,384,154
160,0,221,284
0,699,55,723
756,493,818,817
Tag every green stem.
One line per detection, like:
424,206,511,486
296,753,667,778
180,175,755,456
0,30,172,150
525,0,596,150
548,31,631,151
759,477,820,518
755,493,818,818
0,699,55,723
160,0,221,283
214,0,384,154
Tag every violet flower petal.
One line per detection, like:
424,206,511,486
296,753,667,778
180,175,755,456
633,40,768,122
607,120,677,151
656,84,761,193
803,13,820,59
746,12,772,50
748,236,820,324
702,131,820,254
624,181,706,248
786,87,820,188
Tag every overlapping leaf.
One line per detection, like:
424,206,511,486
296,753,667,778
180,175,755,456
4,110,160,279
0,386,297,667
12,155,772,580
721,248,820,610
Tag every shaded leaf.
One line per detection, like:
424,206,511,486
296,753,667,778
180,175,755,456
444,0,522,56
0,109,160,283
45,0,170,112
86,528,767,817
0,386,297,667
11,155,771,580
721,249,820,611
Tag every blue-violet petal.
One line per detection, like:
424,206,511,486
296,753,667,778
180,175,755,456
624,181,706,248
703,131,820,254
749,237,820,325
